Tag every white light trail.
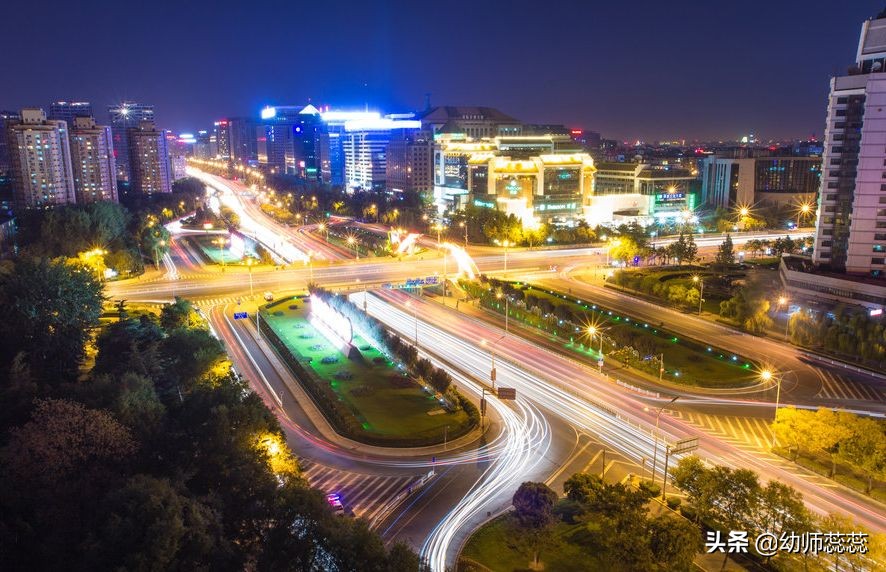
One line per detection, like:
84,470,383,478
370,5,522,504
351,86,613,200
363,292,886,569
187,167,309,263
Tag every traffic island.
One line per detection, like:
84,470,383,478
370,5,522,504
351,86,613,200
257,292,477,447
460,278,761,389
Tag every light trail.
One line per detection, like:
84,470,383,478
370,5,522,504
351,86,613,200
188,167,309,263
363,291,886,569
349,294,550,570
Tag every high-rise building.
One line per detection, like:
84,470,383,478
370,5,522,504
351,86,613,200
259,105,329,180
69,116,117,203
320,110,381,187
128,121,171,195
812,10,886,276
166,132,188,181
0,110,20,177
341,117,421,191
214,119,231,159
228,117,258,163
108,102,154,182
48,101,93,126
6,108,76,209
385,129,434,199
193,130,213,159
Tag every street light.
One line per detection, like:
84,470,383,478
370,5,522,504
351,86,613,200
777,295,790,340
460,221,468,246
692,275,704,315
587,325,604,372
759,368,784,424
646,396,679,487
496,288,510,333
481,334,506,390
346,235,358,259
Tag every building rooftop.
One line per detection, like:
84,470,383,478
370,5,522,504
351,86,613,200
417,106,519,124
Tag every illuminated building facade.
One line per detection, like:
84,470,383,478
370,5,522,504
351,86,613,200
385,129,434,198
7,108,76,209
701,156,820,209
69,116,117,203
591,162,696,227
469,153,596,225
340,117,421,191
128,121,171,195
214,119,231,159
108,101,154,182
812,10,886,277
259,105,329,181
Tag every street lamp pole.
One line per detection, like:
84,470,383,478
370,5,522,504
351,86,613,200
692,275,704,315
650,396,679,487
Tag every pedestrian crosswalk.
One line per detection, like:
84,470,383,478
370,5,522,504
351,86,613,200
300,461,419,524
669,410,775,451
815,369,884,401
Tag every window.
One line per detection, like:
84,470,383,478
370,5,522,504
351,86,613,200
836,109,847,117
837,97,849,104
875,245,885,252
873,258,885,265
880,196,886,203
835,122,847,128
826,194,838,200
878,221,886,228
878,209,886,217
832,147,844,154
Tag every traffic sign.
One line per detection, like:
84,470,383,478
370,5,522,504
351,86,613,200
233,312,248,320
497,387,517,400
670,436,699,455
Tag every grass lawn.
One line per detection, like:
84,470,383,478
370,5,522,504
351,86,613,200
525,285,759,387
260,298,470,441
189,235,246,265
469,280,758,388
459,515,601,572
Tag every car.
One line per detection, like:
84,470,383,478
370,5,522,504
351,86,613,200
263,291,274,301
326,493,345,515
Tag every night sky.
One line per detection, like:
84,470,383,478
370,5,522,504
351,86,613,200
6,0,885,141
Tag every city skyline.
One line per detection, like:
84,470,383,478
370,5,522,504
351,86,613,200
5,0,885,140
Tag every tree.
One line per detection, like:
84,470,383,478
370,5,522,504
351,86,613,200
719,287,773,333
647,515,702,571
160,297,197,331
809,408,855,478
0,258,104,380
715,234,735,269
771,406,815,460
754,481,813,565
86,475,220,571
671,456,717,524
513,481,558,528
669,232,698,265
510,482,559,569
839,416,886,493
94,315,166,380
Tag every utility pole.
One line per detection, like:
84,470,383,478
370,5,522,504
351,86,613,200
661,444,672,502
